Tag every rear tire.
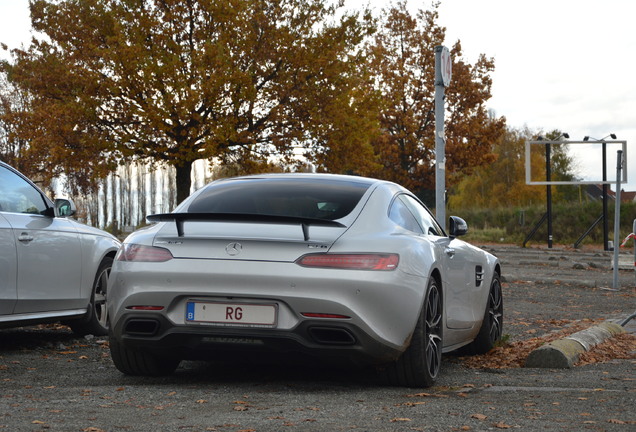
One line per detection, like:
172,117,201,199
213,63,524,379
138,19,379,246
467,272,503,354
109,331,180,376
386,277,443,387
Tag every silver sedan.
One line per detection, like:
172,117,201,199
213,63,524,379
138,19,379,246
108,174,502,387
0,161,121,335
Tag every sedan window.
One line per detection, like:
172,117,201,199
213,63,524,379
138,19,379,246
0,166,49,215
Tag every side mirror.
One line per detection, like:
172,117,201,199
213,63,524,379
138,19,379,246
55,198,77,217
448,216,468,238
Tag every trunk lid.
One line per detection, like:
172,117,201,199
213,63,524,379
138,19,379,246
151,214,348,262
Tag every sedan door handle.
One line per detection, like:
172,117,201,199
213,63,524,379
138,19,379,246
18,232,34,243
445,247,455,258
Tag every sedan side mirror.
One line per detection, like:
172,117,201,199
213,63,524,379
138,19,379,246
448,216,468,238
55,198,77,217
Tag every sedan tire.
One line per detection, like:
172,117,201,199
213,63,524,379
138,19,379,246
386,277,443,387
67,256,113,336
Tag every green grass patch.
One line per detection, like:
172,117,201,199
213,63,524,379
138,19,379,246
450,201,636,247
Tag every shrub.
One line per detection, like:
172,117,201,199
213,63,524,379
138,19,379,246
452,202,636,247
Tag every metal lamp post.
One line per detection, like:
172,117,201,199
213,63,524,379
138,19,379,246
434,46,452,229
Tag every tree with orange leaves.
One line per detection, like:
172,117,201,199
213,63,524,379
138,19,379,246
368,2,506,197
4,0,376,202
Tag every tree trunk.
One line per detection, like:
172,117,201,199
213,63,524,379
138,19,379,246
138,163,146,225
175,160,194,207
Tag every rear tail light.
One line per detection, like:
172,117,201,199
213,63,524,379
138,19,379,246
296,253,398,271
126,306,165,311
117,244,173,262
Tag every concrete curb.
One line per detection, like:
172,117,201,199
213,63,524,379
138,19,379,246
524,321,626,368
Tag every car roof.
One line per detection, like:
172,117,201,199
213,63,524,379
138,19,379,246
212,172,383,186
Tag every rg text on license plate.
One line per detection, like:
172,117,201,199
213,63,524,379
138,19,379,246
186,301,277,327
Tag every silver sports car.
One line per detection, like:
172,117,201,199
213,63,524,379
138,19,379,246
108,174,502,387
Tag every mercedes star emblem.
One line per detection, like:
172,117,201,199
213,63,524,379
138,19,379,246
225,242,242,256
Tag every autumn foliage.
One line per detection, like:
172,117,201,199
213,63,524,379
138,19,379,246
1,0,506,204
3,0,377,201
367,3,505,194
449,127,577,209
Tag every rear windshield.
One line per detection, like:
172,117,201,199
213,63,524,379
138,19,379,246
187,177,372,221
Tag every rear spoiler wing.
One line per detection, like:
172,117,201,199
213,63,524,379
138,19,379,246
146,212,345,241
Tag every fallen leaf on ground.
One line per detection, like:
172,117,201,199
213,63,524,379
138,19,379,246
405,392,448,398
459,319,636,369
577,333,636,366
608,419,626,424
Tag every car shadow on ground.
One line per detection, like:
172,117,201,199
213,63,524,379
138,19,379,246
0,325,82,350
122,357,386,388
0,325,386,387
1,325,471,389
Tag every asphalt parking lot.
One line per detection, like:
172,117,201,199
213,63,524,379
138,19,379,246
0,245,634,431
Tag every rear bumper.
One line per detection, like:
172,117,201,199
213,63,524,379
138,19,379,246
111,311,402,365
108,258,429,357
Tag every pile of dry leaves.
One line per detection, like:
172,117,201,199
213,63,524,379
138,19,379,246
459,320,636,369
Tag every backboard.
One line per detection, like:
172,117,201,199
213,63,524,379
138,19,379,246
525,140,627,185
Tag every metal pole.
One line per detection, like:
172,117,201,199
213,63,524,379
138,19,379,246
545,144,553,248
434,46,446,229
612,150,623,289
602,143,609,250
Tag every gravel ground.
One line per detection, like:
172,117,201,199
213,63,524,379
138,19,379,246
0,245,634,432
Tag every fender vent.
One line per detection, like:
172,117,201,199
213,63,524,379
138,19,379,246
475,266,485,287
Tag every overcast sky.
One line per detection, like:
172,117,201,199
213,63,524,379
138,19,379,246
346,0,636,191
1,0,635,190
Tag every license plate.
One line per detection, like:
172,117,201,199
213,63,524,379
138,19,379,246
186,301,277,327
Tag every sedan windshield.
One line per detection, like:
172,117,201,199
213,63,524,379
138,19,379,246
187,177,372,221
